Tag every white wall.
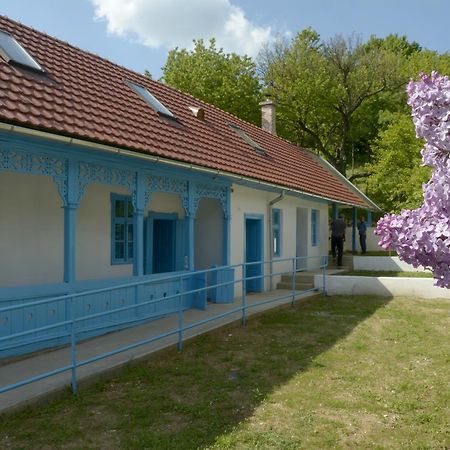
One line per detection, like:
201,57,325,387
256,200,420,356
366,227,382,251
195,198,223,270
230,185,328,264
0,172,64,287
147,192,185,218
78,189,188,281
353,256,425,272
0,171,331,291
230,184,329,294
343,226,382,253
314,274,450,299
77,184,132,280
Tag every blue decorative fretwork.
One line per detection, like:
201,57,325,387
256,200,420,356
193,183,229,217
0,147,230,216
143,174,189,212
77,162,136,205
0,148,68,204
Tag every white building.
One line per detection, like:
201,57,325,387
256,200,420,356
0,16,377,356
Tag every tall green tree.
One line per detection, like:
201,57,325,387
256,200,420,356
162,39,261,124
347,35,423,178
259,30,403,174
365,34,421,58
362,41,450,211
366,113,430,213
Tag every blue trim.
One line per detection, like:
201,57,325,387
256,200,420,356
311,209,319,247
133,172,145,276
0,131,232,192
332,202,338,220
0,130,332,208
0,132,233,282
0,270,207,358
0,129,340,227
272,208,282,257
186,216,195,271
146,212,178,274
63,159,79,283
223,187,231,265
133,209,144,276
186,182,195,271
63,205,77,283
111,194,134,265
244,213,264,293
367,210,373,227
0,256,326,378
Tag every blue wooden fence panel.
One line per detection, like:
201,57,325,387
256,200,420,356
210,267,235,303
0,271,209,359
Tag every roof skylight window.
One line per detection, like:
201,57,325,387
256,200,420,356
229,123,266,156
126,80,176,120
0,30,44,72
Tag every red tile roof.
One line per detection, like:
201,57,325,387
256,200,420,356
0,16,372,208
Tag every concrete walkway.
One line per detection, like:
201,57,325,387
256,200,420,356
0,288,320,414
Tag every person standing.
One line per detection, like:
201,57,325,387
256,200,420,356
330,214,346,266
357,216,367,254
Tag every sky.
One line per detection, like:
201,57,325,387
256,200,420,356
1,0,449,79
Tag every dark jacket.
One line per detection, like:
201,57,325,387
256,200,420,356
331,218,346,238
357,221,367,236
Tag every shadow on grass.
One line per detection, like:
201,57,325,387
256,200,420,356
0,295,392,450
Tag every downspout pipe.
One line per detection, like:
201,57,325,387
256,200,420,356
268,190,286,290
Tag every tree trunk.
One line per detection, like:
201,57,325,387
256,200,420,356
336,114,351,174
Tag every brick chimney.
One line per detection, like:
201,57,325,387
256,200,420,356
259,99,276,135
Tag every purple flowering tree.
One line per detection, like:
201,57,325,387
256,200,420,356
375,72,450,287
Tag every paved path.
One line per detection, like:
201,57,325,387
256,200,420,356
0,289,320,414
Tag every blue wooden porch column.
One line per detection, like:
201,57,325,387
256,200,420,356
352,206,357,254
332,202,338,220
223,214,231,266
187,214,195,270
367,209,372,227
63,160,79,283
133,172,145,277
186,182,195,271
223,188,231,266
64,204,77,283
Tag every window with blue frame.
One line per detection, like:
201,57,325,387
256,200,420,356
311,209,319,247
272,208,282,257
111,194,134,264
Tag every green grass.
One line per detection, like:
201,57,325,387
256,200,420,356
339,270,433,278
1,296,449,449
358,251,398,256
340,251,398,256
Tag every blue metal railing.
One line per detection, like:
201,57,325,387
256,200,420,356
0,255,328,395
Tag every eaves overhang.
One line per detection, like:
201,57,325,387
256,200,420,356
309,152,382,212
0,121,375,209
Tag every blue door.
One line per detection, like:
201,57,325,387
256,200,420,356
145,213,187,274
245,217,263,292
152,218,176,274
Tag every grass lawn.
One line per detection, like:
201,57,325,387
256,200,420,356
0,295,448,449
342,251,398,256
339,270,433,278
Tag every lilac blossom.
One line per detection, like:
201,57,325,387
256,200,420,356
375,72,450,287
